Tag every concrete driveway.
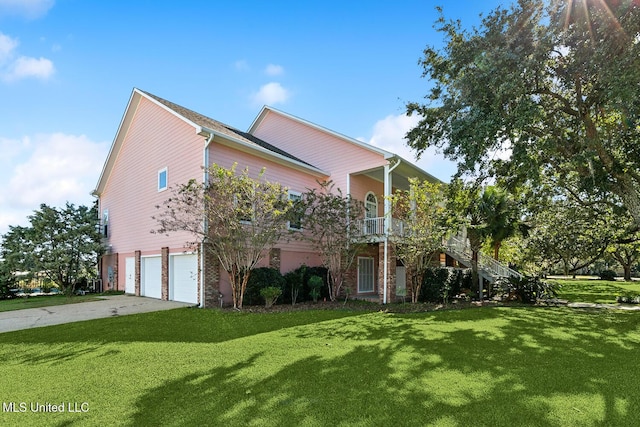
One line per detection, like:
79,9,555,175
0,295,196,333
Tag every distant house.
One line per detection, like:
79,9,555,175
93,88,446,307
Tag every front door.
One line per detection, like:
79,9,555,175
125,257,135,294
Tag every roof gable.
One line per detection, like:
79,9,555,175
249,106,395,159
93,89,327,196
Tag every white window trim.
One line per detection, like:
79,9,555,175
365,191,378,219
357,256,375,293
158,167,168,192
287,190,303,231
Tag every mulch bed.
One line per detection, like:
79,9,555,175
220,299,486,314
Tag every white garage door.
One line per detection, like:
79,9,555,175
125,257,135,295
170,254,198,304
141,256,162,299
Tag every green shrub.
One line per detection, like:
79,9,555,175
244,268,285,306
283,266,306,305
493,275,558,304
420,267,470,303
308,275,323,303
281,266,328,303
616,293,640,304
40,280,54,293
599,269,617,281
260,286,282,308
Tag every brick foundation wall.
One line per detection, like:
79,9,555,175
135,250,141,296
161,247,169,300
203,245,221,308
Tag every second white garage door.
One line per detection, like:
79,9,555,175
170,254,198,304
141,256,162,299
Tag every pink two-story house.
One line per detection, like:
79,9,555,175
93,88,441,307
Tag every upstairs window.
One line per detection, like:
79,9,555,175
158,168,168,192
100,209,109,238
288,191,303,230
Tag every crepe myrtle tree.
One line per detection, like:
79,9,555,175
406,0,640,231
154,163,292,309
389,178,448,303
298,181,366,302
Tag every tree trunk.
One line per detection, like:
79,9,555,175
624,265,632,282
471,250,480,300
493,241,501,260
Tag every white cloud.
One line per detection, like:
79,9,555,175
0,133,109,236
366,113,457,182
0,32,18,63
0,31,55,82
3,56,54,81
0,0,54,19
251,82,290,106
265,64,284,76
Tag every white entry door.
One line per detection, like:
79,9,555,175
141,256,162,299
170,254,198,304
125,257,135,294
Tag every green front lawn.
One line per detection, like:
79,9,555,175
552,278,640,304
0,294,105,312
1,306,639,426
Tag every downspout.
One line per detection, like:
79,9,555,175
346,173,351,233
200,133,214,308
382,158,401,304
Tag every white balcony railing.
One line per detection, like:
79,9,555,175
445,235,522,280
353,217,405,238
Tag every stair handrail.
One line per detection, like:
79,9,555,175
444,235,522,279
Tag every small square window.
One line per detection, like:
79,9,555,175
158,168,168,191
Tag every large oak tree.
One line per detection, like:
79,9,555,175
1,203,104,296
406,0,640,229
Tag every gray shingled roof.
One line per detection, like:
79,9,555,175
140,90,317,168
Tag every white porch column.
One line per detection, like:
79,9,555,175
382,160,401,304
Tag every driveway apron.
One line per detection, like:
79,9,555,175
0,295,195,333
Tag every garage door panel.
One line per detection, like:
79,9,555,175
142,256,162,299
170,254,198,304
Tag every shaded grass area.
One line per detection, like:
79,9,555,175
0,294,106,312
553,279,640,304
1,307,640,426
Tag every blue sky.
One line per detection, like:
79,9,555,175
0,0,507,236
